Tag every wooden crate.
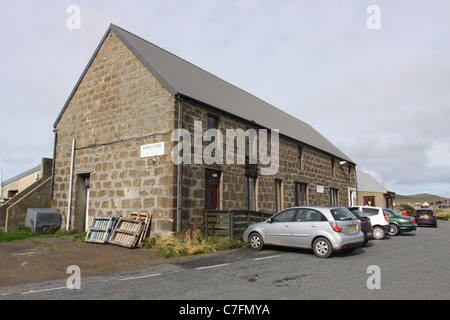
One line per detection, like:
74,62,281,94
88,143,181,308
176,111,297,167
85,216,117,244
128,212,151,247
108,217,144,249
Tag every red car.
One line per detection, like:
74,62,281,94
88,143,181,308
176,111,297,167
414,209,438,228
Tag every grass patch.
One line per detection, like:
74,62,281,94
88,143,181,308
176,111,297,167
0,226,80,243
436,209,450,221
144,228,244,258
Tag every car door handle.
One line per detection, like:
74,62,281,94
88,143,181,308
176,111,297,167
284,225,290,228
311,224,317,228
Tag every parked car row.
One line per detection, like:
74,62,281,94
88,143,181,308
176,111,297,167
243,205,435,258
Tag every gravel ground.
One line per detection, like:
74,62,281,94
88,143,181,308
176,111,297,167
0,235,181,287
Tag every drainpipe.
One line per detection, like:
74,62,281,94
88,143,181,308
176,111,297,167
355,166,359,206
50,130,57,199
66,138,76,230
175,94,184,233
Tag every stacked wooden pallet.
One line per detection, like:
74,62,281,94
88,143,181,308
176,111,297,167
85,212,151,249
85,216,117,244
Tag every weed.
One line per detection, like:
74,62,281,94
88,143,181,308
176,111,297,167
144,228,243,258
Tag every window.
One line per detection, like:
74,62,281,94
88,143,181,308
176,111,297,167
275,179,283,212
363,196,375,206
330,207,355,221
207,115,218,130
297,146,303,169
206,115,219,144
245,176,256,210
272,208,297,222
7,190,18,198
296,209,327,222
330,188,338,205
295,182,307,206
361,207,379,216
245,128,257,163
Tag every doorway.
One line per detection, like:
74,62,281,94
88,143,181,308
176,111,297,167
205,169,221,210
74,173,90,231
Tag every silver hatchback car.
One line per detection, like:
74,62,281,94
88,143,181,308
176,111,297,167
243,206,364,258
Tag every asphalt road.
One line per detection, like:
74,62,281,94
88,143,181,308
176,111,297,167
1,221,449,301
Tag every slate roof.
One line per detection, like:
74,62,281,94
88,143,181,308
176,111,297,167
2,165,41,186
54,24,354,163
356,171,388,193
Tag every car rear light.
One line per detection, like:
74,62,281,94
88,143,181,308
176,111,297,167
383,214,389,223
330,222,341,232
360,221,363,226
432,212,436,217
414,212,418,217
410,219,415,224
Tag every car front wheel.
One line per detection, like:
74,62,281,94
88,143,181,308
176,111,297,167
248,232,264,250
313,237,333,258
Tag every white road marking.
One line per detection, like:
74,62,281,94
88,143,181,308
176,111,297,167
21,286,68,295
119,273,162,281
254,255,280,261
196,263,228,270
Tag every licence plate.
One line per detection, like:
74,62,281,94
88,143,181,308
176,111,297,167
421,215,429,219
348,225,357,231
367,232,373,236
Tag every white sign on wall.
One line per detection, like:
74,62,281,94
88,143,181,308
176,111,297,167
317,185,324,193
140,142,165,158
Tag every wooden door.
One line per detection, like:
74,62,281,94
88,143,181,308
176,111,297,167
205,170,221,210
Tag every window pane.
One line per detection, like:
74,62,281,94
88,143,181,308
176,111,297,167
330,188,338,205
245,176,256,210
331,207,355,221
273,208,296,222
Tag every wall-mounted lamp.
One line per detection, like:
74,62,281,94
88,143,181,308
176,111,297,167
339,161,348,165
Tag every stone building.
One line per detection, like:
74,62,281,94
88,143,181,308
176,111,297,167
52,24,357,234
356,170,395,209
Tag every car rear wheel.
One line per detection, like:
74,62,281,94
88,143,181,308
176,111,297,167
248,232,264,250
313,237,333,258
389,224,400,236
373,226,386,240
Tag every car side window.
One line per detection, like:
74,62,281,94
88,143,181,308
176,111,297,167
383,209,391,218
362,208,378,216
272,209,297,222
296,209,327,222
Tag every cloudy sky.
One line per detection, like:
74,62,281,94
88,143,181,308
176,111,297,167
1,0,449,197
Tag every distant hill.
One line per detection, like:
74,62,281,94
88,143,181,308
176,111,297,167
396,193,449,205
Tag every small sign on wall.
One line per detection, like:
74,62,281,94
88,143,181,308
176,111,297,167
317,185,324,193
140,142,165,158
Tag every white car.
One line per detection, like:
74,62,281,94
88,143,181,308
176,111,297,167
354,206,390,240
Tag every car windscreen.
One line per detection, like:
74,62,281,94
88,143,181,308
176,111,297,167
330,208,356,221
